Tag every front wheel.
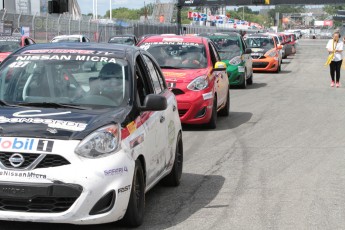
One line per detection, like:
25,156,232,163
162,133,183,186
240,72,247,89
246,73,253,85
218,91,230,117
123,160,145,227
206,97,217,129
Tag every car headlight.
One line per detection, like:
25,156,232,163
229,56,242,65
75,124,120,158
187,75,208,91
265,50,278,57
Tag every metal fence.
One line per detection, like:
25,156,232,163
0,11,259,43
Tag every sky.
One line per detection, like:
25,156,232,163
78,0,160,16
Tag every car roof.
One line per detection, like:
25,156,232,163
52,35,85,39
246,34,271,38
141,35,206,44
13,43,142,59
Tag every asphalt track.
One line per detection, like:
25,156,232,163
3,39,344,230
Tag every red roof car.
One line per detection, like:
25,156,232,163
138,35,229,128
0,36,35,62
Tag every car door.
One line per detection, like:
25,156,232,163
208,41,228,108
137,53,168,185
240,36,252,79
142,53,177,172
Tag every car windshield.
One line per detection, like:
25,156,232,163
209,36,241,60
0,41,21,52
109,37,135,46
245,37,274,50
140,42,207,69
0,52,129,108
51,38,80,43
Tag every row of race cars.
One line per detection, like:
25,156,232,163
0,30,297,227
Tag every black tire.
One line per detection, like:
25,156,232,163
218,91,230,117
206,97,217,129
162,133,183,186
123,160,145,227
240,72,247,89
275,64,281,73
247,73,253,85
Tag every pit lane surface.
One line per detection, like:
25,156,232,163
3,39,344,229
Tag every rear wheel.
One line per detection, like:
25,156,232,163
206,97,217,129
218,91,230,117
247,73,253,85
162,133,183,186
123,160,145,227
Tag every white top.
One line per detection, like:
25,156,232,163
326,39,344,62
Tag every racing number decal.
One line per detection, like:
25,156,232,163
37,140,54,152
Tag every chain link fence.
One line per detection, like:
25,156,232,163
0,11,256,43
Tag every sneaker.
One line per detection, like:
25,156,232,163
336,82,340,88
331,81,335,87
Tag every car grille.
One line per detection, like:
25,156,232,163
171,88,185,95
36,155,70,169
178,110,188,117
0,152,38,169
253,62,269,68
0,152,70,170
0,197,77,213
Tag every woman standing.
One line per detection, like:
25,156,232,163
326,31,343,87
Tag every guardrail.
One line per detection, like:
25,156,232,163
0,11,262,43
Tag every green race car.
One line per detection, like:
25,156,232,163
206,33,254,88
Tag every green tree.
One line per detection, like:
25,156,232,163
105,8,141,20
323,5,345,15
268,5,305,20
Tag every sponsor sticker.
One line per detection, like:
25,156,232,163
202,92,213,100
126,121,137,134
118,185,131,193
238,66,245,73
0,137,54,152
16,55,117,63
104,167,128,176
0,170,47,179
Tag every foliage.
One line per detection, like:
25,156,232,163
267,5,305,20
323,5,345,15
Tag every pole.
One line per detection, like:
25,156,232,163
109,0,112,21
177,0,182,35
96,0,98,20
2,0,4,9
92,0,95,19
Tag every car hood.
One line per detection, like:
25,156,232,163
0,52,11,62
162,68,209,83
0,106,130,140
250,47,270,54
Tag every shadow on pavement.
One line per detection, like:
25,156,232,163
182,111,252,131
0,173,225,230
247,82,267,89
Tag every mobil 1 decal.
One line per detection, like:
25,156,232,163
0,137,54,153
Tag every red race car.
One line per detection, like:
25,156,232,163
0,35,35,62
138,35,229,129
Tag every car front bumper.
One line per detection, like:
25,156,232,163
0,139,135,225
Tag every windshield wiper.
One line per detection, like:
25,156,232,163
0,100,12,106
160,66,182,69
17,102,88,110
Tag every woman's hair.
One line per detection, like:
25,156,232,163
333,31,341,38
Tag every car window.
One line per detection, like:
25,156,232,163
273,36,279,46
208,42,218,66
140,42,207,69
0,54,129,108
24,39,30,46
135,55,153,106
82,37,86,42
143,54,164,94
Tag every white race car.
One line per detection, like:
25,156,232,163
0,43,183,227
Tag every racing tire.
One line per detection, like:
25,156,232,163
246,73,253,85
206,97,217,129
123,160,145,227
218,91,230,117
240,72,247,89
275,64,281,73
162,133,183,187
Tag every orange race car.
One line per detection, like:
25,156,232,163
244,34,283,73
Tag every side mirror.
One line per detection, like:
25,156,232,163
244,48,252,54
140,94,167,111
277,45,283,50
214,61,227,71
